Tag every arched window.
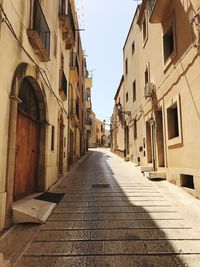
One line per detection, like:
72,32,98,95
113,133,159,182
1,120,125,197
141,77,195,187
18,78,40,121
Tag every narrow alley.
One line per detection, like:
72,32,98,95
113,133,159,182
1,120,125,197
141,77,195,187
2,149,200,266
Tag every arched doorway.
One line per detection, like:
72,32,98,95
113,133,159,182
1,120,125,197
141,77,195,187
14,78,40,200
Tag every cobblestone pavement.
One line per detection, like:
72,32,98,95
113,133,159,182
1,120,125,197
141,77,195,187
8,149,200,266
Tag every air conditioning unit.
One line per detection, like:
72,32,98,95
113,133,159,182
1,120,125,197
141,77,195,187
144,82,155,98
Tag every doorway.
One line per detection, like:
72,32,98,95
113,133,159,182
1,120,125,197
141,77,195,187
14,78,40,201
155,110,165,167
124,126,129,157
146,121,152,164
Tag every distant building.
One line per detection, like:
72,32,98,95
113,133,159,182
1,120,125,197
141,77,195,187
87,111,96,148
95,119,105,147
104,129,111,148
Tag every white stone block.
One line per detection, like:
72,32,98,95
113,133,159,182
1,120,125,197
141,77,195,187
12,194,56,224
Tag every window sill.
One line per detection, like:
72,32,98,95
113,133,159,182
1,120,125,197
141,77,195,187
167,135,182,147
163,50,176,72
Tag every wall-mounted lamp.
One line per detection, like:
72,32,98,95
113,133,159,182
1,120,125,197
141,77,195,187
116,102,131,116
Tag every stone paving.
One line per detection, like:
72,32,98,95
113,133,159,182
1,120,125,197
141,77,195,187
5,149,200,266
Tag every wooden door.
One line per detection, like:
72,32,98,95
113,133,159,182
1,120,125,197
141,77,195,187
14,111,39,201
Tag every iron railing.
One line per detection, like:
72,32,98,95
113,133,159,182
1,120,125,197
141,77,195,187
59,0,75,40
69,99,79,117
59,70,68,97
33,0,50,56
70,52,78,68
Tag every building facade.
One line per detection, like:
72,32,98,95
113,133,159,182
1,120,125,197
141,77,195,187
0,0,88,230
88,111,97,148
112,0,200,197
111,76,126,158
95,119,105,147
85,75,93,149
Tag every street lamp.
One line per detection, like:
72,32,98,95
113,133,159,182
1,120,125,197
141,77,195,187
116,102,131,116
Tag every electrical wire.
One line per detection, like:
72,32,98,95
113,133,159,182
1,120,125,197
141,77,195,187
0,4,69,118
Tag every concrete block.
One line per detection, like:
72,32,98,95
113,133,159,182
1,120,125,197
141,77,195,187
12,194,56,224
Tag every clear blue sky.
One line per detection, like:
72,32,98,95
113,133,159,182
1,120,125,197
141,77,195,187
75,0,138,125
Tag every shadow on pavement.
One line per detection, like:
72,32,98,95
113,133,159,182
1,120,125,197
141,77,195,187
2,149,200,266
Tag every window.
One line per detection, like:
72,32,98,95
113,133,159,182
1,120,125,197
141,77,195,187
126,92,129,102
142,14,148,43
144,67,149,85
133,81,136,102
167,104,179,139
27,0,50,61
64,137,66,147
86,89,91,101
134,119,137,140
60,53,64,69
166,95,182,147
132,41,135,54
148,0,156,12
180,174,194,189
54,33,57,58
163,25,175,62
51,126,55,151
125,59,128,75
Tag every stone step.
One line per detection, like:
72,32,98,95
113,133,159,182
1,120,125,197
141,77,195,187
139,166,154,173
146,171,166,180
12,193,56,224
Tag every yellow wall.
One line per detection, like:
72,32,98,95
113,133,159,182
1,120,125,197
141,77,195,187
0,0,80,229
121,0,200,194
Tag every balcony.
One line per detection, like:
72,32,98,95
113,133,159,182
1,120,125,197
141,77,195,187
69,52,79,80
86,118,92,126
86,124,91,131
85,118,92,131
59,70,68,101
69,99,79,125
27,0,50,62
59,0,75,49
85,77,92,89
149,0,171,23
85,100,91,110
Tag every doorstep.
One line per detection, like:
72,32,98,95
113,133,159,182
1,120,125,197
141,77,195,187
146,171,166,180
139,166,154,172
